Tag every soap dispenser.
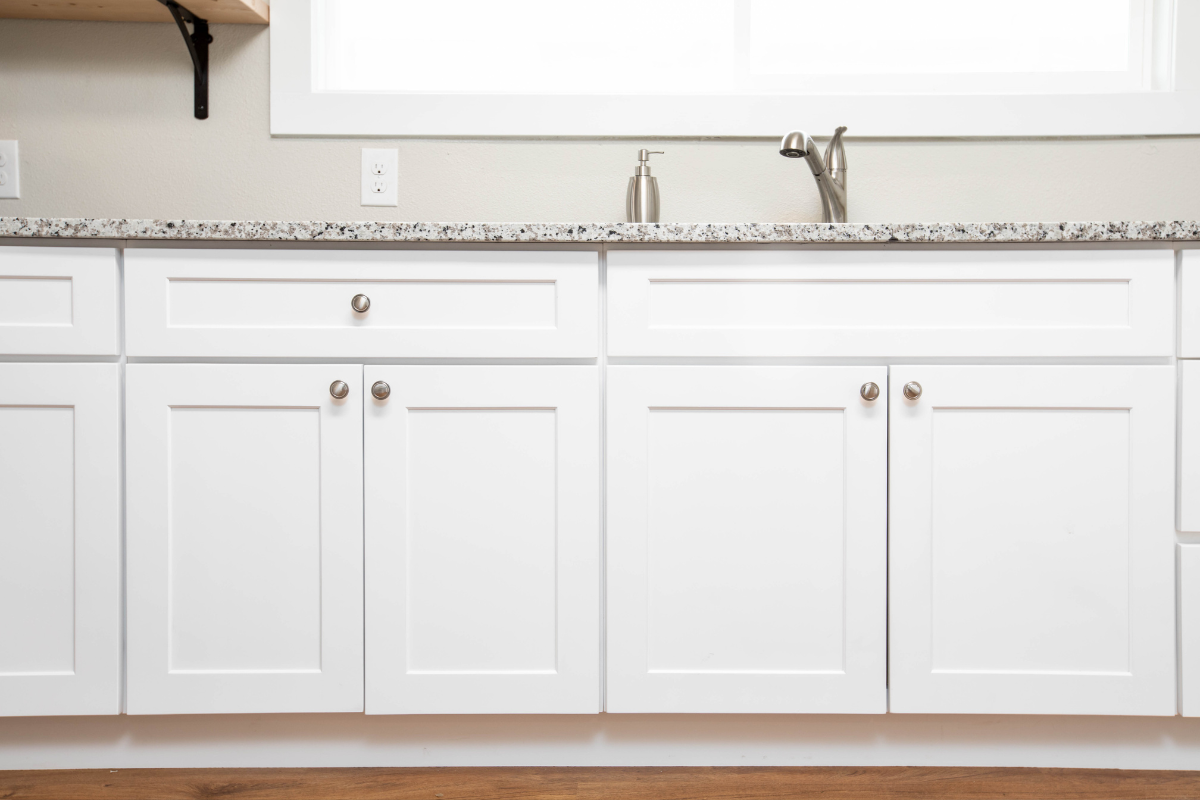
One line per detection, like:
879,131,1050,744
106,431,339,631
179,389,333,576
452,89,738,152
626,149,664,223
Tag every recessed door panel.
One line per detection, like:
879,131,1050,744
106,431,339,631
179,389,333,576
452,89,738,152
126,364,364,714
364,366,600,714
889,366,1175,715
607,366,887,713
0,364,120,716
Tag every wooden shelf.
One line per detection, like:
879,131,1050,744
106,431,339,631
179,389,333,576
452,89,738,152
0,0,267,23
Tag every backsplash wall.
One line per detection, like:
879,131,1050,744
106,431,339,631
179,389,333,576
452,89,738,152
2,20,1199,224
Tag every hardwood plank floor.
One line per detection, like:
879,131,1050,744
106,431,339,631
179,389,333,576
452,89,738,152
2,767,1200,800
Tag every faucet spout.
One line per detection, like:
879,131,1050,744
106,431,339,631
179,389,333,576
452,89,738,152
780,127,848,223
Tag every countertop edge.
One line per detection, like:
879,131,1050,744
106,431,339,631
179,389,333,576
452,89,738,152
4,218,1200,244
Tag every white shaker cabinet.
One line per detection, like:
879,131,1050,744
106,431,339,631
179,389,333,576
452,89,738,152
889,366,1176,715
126,364,364,714
606,367,888,713
0,364,121,716
0,246,120,356
364,366,601,714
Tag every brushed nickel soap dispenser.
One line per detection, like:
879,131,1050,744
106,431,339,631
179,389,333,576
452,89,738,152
626,149,664,222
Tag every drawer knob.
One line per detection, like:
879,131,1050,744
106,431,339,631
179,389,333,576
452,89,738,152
860,382,880,401
329,380,350,400
371,381,391,400
351,294,371,313
903,381,923,401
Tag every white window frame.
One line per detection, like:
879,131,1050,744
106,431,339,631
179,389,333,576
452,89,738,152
271,0,1200,137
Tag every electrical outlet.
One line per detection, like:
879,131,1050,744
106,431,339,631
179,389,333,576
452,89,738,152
0,141,19,200
361,148,398,207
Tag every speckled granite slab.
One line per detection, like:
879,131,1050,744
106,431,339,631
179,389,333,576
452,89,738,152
3,218,1200,244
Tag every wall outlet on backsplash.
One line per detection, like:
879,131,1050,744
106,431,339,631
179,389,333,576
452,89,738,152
361,148,397,207
0,141,18,199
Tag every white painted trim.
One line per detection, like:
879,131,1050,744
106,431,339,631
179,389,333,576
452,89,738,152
271,0,1200,137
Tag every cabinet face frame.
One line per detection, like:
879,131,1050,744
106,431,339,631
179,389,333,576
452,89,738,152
363,366,601,714
607,249,1173,358
0,246,120,356
888,365,1176,715
606,366,888,714
124,248,599,358
126,364,364,715
0,363,121,716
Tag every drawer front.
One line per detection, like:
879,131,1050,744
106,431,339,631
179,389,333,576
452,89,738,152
1182,251,1200,358
608,249,1173,358
0,246,119,356
125,249,598,358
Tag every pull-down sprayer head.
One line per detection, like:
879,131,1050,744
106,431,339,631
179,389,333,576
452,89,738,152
779,126,848,223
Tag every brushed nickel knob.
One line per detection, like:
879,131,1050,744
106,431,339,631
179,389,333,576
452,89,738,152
371,381,391,400
351,294,371,313
903,381,923,401
329,380,349,400
860,382,880,401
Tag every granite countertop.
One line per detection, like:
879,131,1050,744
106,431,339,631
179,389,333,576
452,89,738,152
3,217,1200,244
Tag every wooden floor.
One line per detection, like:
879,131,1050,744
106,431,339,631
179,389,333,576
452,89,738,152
2,767,1200,800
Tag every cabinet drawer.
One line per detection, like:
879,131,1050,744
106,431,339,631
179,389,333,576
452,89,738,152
125,249,598,358
0,246,120,356
608,249,1173,358
1182,251,1200,358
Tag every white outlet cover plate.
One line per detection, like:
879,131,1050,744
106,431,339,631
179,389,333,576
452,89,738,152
0,141,19,199
361,147,398,207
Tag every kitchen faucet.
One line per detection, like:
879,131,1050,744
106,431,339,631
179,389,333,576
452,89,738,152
780,126,848,223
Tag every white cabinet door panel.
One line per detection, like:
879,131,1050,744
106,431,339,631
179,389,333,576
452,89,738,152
608,249,1172,358
0,246,119,355
1180,361,1200,532
365,366,600,714
890,366,1175,715
1182,544,1200,716
607,367,887,713
125,248,598,358
0,364,120,716
127,364,364,714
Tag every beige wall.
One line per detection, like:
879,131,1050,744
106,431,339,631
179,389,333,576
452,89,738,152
2,19,1200,224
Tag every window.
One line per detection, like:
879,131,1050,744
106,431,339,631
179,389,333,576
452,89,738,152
271,0,1200,136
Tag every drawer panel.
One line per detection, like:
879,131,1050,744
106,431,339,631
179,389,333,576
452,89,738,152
125,249,598,358
0,246,120,355
608,249,1173,358
1182,251,1200,358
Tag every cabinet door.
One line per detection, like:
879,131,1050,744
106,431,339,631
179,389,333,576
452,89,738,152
1179,361,1200,532
890,366,1175,715
0,364,120,716
127,364,364,714
607,367,888,713
364,366,600,714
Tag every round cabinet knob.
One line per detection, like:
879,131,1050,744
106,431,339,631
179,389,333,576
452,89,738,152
351,294,371,313
371,381,391,400
903,381,923,401
860,382,880,402
329,380,350,400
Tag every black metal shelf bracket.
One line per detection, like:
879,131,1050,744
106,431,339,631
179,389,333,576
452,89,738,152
157,0,212,119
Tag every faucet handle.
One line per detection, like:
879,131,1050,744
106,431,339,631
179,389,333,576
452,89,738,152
825,126,848,173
